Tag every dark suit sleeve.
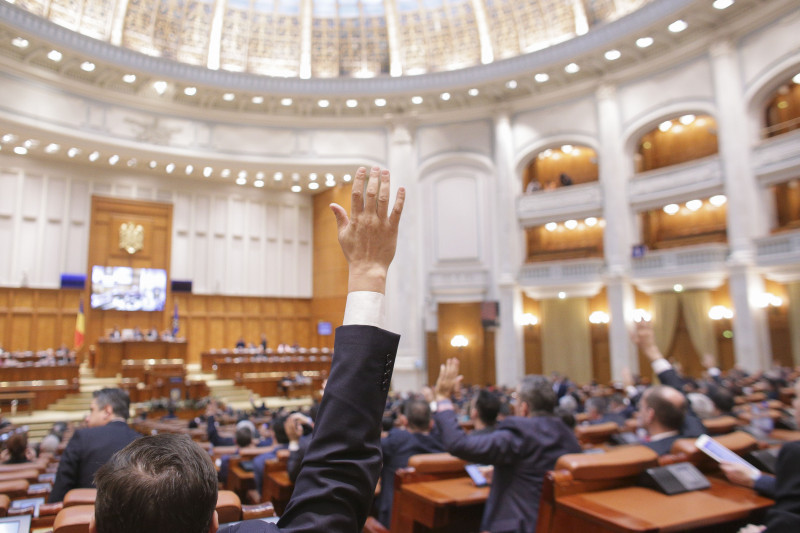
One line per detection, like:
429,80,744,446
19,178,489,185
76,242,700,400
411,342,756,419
287,435,311,484
208,415,234,447
433,409,520,466
276,325,400,533
49,430,83,502
755,474,777,499
764,442,800,532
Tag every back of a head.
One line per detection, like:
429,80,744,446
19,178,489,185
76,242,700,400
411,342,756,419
709,388,735,414
519,375,556,415
404,398,432,431
645,386,686,431
40,434,60,455
94,433,217,533
585,396,608,416
6,432,28,461
93,388,131,420
235,426,253,448
474,389,501,426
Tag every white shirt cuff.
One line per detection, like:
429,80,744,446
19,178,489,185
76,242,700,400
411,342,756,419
651,358,672,375
343,291,385,328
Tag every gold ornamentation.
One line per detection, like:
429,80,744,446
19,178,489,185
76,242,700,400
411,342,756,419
119,222,144,254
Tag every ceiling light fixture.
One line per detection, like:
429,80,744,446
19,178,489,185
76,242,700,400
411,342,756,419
47,50,62,62
238,170,248,179
374,98,387,107
221,169,230,178
203,167,213,177
236,177,246,185
686,199,703,211
346,99,358,108
184,87,197,96
658,120,672,132
108,154,119,165
222,92,235,101
185,165,193,175
712,0,734,9
565,219,578,230
468,88,479,96
149,161,157,169
440,92,451,101
709,195,727,207
44,143,60,154
67,147,80,158
585,217,598,227
273,172,283,181
506,80,518,89
80,61,95,72
343,174,352,182
252,96,264,104
636,37,654,48
89,151,100,162
281,98,293,106
153,81,168,95
564,63,580,74
122,74,136,83
308,182,320,190
11,37,29,48
545,222,557,232
411,96,423,104
668,20,688,33
165,163,175,173
604,49,621,61
663,204,680,215
534,73,549,83
13,146,27,155
254,180,264,188
291,185,302,193
679,114,696,125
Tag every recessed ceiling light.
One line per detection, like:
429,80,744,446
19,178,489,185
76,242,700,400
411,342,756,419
534,73,549,83
108,154,119,165
12,37,29,48
318,99,330,108
291,185,302,193
123,74,136,83
236,177,246,185
149,160,157,169
281,98,293,106
67,147,80,158
325,178,336,187
658,120,672,132
256,171,265,179
564,63,580,74
440,92,451,101
663,204,680,215
184,87,197,96
291,173,300,181
238,170,248,179
679,114,696,125
254,180,264,188
506,80,517,89
80,61,95,72
561,144,573,153
545,222,557,232
345,99,358,108
221,169,230,178
165,163,175,173
468,88,479,96
308,182,320,190
44,143,60,154
374,98,387,107
792,73,800,85
309,173,317,181
185,164,193,175
673,284,684,293
203,166,213,177
343,174,352,182
273,172,283,181
251,96,264,104
585,217,597,227
565,219,578,230
686,199,703,211
88,151,100,162
712,0,734,9
47,50,62,62
411,96,423,104
153,81,167,95
325,173,334,180
604,49,621,61
636,37,654,48
558,292,566,299
223,93,235,101
709,195,727,207
23,139,38,148
127,158,137,167
668,19,688,33
1,134,16,143
13,146,27,155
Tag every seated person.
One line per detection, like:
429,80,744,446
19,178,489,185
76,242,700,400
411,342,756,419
378,398,444,527
584,395,627,426
284,413,313,484
88,164,405,533
218,426,255,485
636,385,687,455
1,431,35,464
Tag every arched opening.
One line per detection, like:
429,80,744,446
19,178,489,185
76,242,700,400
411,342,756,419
522,144,598,193
763,72,800,138
635,114,718,172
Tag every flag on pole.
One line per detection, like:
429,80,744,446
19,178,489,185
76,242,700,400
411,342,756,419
172,303,180,337
74,299,85,350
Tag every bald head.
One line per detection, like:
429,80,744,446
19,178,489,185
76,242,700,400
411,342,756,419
641,386,686,433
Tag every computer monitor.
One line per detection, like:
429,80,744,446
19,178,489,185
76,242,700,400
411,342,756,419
0,515,32,533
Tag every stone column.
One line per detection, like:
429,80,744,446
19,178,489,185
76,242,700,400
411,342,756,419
596,84,638,378
710,41,772,372
492,109,526,386
385,121,425,391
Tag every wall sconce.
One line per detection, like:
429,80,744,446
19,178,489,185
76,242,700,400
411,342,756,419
589,311,610,324
521,313,539,326
757,293,783,308
708,305,734,320
633,309,651,322
450,335,469,348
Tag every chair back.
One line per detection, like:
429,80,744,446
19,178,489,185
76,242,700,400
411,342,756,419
53,504,93,533
574,422,619,446
64,488,97,507
0,494,8,517
703,416,739,436
216,490,242,524
0,479,29,499
407,453,466,475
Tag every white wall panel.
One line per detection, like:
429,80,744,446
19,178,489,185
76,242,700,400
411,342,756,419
0,171,17,216
231,198,245,237
418,121,492,162
313,129,387,161
46,178,66,221
0,74,87,128
433,175,480,262
192,235,208,292
213,197,227,235
136,186,153,199
172,233,190,279
156,189,173,202
69,182,89,224
92,183,112,195
246,238,264,294
115,184,133,198
739,10,800,89
513,97,599,154
194,196,210,235
212,126,297,154
211,235,226,293
17,220,38,284
265,204,280,240
297,242,312,297
41,221,62,284
298,206,311,244
0,218,13,282
65,222,87,274
21,175,43,219
229,236,245,294
248,202,264,241
265,238,280,294
174,193,191,234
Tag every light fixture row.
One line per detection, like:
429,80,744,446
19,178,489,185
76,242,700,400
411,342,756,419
0,133,353,191
662,195,727,215
544,217,604,232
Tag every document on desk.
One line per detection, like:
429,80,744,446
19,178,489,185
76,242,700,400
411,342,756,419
695,434,760,477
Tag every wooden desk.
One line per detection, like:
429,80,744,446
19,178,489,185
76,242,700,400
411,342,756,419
399,476,489,532
95,340,187,377
554,478,772,533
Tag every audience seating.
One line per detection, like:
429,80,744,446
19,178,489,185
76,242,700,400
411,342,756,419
217,490,243,524
363,516,390,533
574,421,619,447
0,494,8,517
0,479,29,499
536,445,660,533
63,489,97,507
702,415,739,435
52,504,94,533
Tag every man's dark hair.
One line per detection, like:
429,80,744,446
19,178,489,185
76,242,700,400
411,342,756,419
519,375,556,415
235,426,253,448
93,388,131,420
272,414,290,445
644,386,685,431
404,399,432,431
94,433,217,533
585,396,608,416
473,389,501,426
708,387,735,414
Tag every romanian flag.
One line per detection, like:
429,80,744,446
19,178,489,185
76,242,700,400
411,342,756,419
74,299,85,350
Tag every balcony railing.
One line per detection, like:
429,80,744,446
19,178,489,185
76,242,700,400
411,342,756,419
632,243,728,275
629,156,723,210
517,182,602,227
519,258,604,284
755,230,800,266
753,129,800,185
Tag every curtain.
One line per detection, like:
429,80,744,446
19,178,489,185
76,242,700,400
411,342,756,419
651,292,680,356
789,282,800,366
680,290,718,364
540,297,592,384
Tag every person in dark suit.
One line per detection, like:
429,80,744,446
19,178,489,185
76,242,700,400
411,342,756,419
49,387,140,502
378,398,444,527
434,359,582,533
470,388,501,436
89,165,405,533
636,385,686,456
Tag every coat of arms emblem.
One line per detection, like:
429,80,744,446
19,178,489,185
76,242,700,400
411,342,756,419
119,222,144,254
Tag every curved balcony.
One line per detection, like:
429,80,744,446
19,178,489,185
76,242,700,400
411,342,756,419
517,182,603,227
429,268,489,301
632,243,728,292
629,156,724,211
518,258,605,299
753,129,800,186
755,230,800,282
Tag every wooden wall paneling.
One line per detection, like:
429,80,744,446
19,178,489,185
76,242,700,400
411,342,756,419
426,331,439,387
34,314,57,350
436,303,486,387
11,313,32,351
527,146,599,188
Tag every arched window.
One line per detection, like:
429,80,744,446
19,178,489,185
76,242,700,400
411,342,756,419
635,114,718,172
522,144,598,193
764,73,800,138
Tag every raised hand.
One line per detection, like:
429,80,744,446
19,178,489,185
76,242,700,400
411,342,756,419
435,358,463,402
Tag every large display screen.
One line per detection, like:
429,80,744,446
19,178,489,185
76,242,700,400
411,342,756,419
91,266,167,311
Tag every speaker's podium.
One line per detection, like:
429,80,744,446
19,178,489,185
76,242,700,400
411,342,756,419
537,445,774,533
